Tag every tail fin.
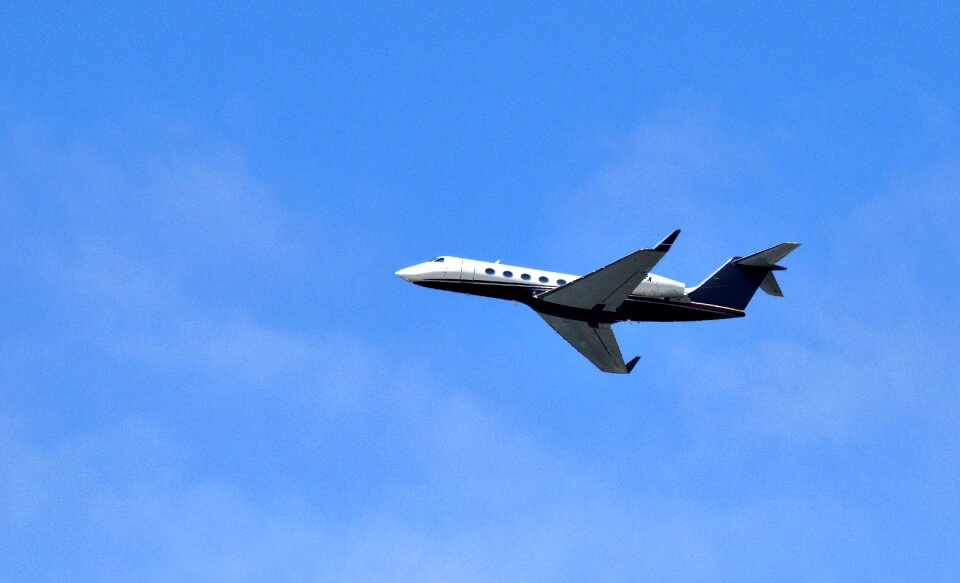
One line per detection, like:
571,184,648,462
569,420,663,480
687,243,799,310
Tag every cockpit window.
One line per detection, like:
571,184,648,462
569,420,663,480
432,257,445,263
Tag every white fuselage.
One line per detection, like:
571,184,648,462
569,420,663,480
394,233,795,372
395,256,686,299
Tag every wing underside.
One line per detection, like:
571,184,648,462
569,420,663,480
536,311,639,374
531,230,680,374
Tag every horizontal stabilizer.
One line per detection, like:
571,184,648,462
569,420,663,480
735,242,800,267
688,241,799,310
759,271,783,297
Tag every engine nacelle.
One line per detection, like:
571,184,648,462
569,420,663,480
631,274,686,299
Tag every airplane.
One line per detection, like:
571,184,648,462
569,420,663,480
395,230,798,374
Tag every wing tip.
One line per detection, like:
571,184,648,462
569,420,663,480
655,229,681,252
625,355,641,373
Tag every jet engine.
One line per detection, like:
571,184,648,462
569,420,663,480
631,275,686,298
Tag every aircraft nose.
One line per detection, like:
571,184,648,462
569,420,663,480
395,266,416,281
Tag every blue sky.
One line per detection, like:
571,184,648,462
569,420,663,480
2,2,959,580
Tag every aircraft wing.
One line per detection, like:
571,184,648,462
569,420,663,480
535,311,640,374
537,229,680,311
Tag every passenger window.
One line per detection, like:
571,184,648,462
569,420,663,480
521,273,531,281
538,276,549,283
485,267,495,275
503,271,513,278
557,279,567,285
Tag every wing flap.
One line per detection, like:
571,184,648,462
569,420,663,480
536,229,680,311
536,311,638,374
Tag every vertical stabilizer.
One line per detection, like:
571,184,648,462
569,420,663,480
687,242,799,310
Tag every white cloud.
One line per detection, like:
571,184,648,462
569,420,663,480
538,107,768,273
4,113,959,581
146,151,299,261
542,108,960,447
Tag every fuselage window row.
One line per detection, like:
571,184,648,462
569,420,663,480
483,266,557,286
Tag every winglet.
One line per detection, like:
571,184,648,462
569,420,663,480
625,355,641,374
654,229,681,252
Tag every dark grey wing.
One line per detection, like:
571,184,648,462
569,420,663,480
536,311,639,374
537,229,680,311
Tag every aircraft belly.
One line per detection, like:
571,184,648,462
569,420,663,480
416,279,541,302
618,298,737,322
416,280,739,321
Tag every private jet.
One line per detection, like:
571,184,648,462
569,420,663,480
395,230,798,373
